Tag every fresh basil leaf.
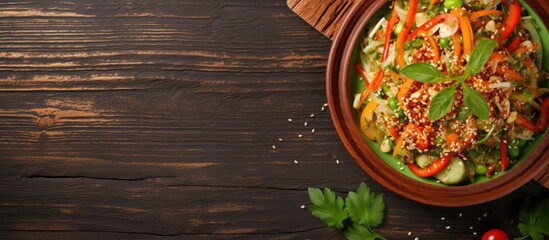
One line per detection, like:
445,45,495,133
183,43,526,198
307,187,348,229
462,84,490,120
345,182,384,227
344,224,381,240
401,63,445,83
428,86,456,121
464,39,497,77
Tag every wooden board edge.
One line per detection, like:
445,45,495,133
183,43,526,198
287,0,359,40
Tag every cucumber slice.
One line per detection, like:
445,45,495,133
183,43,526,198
416,154,435,168
434,157,468,185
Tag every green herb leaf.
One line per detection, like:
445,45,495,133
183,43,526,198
428,86,456,121
462,84,490,119
345,182,385,227
517,197,549,240
401,63,445,83
344,224,384,240
307,187,348,229
464,39,497,77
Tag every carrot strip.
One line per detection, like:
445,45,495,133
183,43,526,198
452,33,462,58
512,46,529,55
419,30,440,63
445,132,459,143
397,79,414,103
451,9,474,55
468,10,503,22
392,135,404,157
496,66,524,81
489,52,507,62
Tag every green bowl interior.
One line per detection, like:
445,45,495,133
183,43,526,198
347,0,549,186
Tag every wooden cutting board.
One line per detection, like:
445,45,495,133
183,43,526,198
287,0,359,40
287,0,549,188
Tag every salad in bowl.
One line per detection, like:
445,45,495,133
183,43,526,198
352,0,548,185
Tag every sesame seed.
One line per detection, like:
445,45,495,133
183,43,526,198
408,232,412,236
293,160,299,164
288,118,293,122
469,226,474,230
323,103,328,107
272,145,276,150
321,106,326,111
441,217,445,220
311,128,315,133
459,213,463,217
298,134,303,138
483,213,488,217
278,138,283,142
446,226,451,230
310,114,315,118
300,205,305,209
336,159,340,164
414,237,419,240
473,232,477,236
304,121,308,127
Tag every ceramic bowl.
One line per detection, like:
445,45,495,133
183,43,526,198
326,0,549,206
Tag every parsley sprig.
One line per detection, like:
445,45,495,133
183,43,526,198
307,183,386,240
515,196,549,240
401,39,497,121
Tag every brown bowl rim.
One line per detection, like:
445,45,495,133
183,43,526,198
326,0,549,206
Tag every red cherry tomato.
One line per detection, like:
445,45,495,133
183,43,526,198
481,229,509,240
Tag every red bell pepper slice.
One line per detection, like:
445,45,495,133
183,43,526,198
407,154,453,178
535,98,549,132
407,14,457,41
498,0,521,43
354,63,370,82
500,141,508,171
506,36,522,53
514,115,537,132
515,98,549,133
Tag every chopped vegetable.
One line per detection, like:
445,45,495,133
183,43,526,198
407,154,453,177
498,0,521,43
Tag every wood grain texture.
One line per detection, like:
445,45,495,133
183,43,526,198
287,0,358,40
0,0,547,239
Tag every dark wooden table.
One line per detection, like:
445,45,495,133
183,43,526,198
0,1,547,239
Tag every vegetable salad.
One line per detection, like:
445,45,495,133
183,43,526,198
354,0,548,185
